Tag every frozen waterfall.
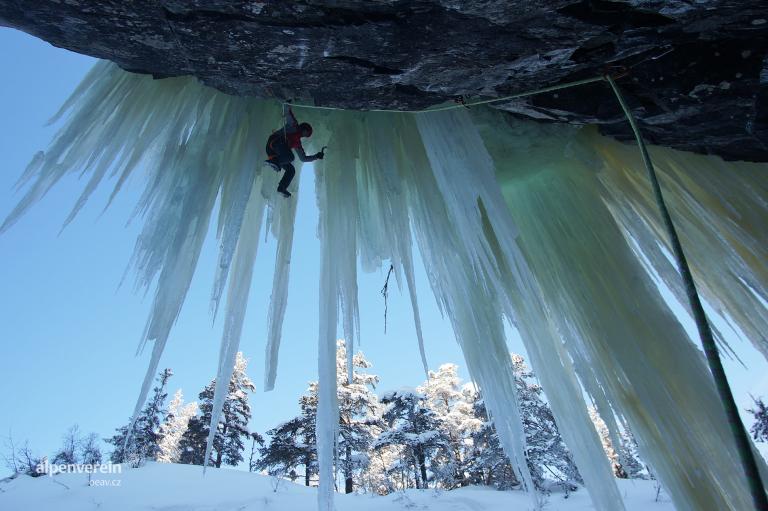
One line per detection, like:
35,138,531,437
3,61,768,511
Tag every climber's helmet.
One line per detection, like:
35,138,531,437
299,123,313,137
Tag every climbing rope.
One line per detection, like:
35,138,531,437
286,75,605,114
287,46,670,115
606,74,768,511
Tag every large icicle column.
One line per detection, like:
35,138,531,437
308,109,560,510
4,61,768,511
590,130,768,359
475,109,768,511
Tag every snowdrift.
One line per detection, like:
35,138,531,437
0,462,674,511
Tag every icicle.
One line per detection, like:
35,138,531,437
588,129,768,360
476,110,766,511
315,154,340,511
413,109,557,510
357,114,430,375
263,168,301,391
7,61,768,511
321,115,362,384
209,141,259,320
203,176,266,469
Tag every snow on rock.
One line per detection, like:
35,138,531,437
0,462,675,511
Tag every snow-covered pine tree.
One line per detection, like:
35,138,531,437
157,389,198,463
136,368,173,461
106,423,139,465
749,396,768,442
214,352,256,467
588,407,649,480
248,431,265,473
417,364,482,487
259,416,316,484
459,355,581,491
364,444,406,494
259,385,318,485
177,407,210,466
178,352,256,468
617,427,647,479
107,368,173,465
589,406,626,478
374,390,451,490
335,340,382,493
468,396,520,490
259,341,380,491
511,354,581,490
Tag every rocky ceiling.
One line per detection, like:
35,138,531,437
2,0,767,160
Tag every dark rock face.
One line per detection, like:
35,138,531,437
2,1,767,160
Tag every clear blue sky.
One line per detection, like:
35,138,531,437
1,27,765,475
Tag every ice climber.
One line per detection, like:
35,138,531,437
265,105,324,198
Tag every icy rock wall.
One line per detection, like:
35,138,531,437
4,62,768,511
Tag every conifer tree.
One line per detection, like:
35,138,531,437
177,383,214,466
178,352,256,468
418,364,482,487
589,407,626,478
248,432,265,473
589,406,648,480
511,354,581,489
335,340,382,493
259,341,380,491
157,389,198,463
107,368,173,465
468,397,520,489
374,390,450,489
259,385,318,485
617,428,646,479
259,416,316,484
749,396,768,442
464,355,581,491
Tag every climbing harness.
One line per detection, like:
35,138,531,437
286,75,606,114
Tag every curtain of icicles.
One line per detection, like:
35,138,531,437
4,61,768,511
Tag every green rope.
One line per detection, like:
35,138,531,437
606,74,768,511
287,75,605,114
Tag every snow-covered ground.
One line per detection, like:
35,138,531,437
0,462,674,511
